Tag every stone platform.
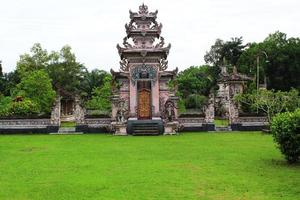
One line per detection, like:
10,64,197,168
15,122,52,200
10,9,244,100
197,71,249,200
127,118,164,135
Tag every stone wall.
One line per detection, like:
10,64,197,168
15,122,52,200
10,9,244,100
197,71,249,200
76,118,112,133
231,116,269,131
0,119,58,134
178,117,215,132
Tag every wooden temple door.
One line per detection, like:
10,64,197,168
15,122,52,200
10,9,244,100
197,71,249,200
138,88,151,119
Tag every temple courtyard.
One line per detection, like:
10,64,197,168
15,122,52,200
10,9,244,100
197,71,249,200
1,132,299,200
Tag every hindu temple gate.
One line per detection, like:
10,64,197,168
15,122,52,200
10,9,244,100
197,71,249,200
111,4,179,135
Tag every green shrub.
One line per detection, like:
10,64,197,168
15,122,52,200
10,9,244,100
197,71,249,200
271,109,300,163
0,96,40,117
0,96,13,117
13,70,56,114
185,94,208,110
10,99,40,116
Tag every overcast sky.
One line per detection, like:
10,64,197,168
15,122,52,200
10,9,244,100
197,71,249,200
0,0,299,73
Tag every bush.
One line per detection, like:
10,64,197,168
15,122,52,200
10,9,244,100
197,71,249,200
0,96,40,117
13,70,56,114
185,94,208,110
271,109,300,163
0,96,13,117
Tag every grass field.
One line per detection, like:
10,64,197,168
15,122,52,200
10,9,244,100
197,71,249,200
0,132,299,200
214,119,229,127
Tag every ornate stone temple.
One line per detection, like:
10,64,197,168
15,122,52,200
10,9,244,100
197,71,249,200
111,4,179,135
216,65,252,124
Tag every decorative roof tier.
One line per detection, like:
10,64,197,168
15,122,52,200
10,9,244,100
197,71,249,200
219,66,253,83
116,4,171,64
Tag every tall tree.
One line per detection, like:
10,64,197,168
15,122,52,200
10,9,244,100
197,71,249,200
13,70,56,114
80,69,110,99
16,43,49,78
46,45,86,96
204,37,247,67
238,31,300,91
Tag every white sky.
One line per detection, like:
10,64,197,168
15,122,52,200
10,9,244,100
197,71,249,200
0,0,299,73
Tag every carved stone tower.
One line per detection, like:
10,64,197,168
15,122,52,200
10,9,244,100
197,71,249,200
111,4,179,135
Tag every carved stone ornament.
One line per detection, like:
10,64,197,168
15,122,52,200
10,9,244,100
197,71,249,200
120,58,129,71
131,65,157,86
163,100,176,122
123,37,133,48
116,99,128,123
139,4,149,14
159,58,168,71
155,36,165,48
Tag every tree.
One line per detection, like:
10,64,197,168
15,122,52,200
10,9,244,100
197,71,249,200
177,65,219,98
238,31,300,91
46,45,86,96
0,70,21,96
234,89,300,123
80,69,110,99
15,43,86,96
85,74,112,111
16,43,49,78
13,70,56,114
204,37,247,67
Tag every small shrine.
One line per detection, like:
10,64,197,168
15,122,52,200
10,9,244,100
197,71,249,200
216,65,253,123
111,4,179,135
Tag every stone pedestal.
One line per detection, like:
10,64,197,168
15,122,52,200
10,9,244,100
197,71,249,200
164,121,179,135
111,122,127,136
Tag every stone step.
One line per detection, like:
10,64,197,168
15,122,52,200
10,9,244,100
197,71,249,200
132,125,160,135
58,127,76,133
215,126,232,132
50,132,83,135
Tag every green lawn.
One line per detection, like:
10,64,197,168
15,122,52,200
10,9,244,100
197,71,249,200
60,121,76,127
0,132,299,200
214,119,229,127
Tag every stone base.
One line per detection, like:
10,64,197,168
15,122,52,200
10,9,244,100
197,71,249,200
111,122,127,136
164,121,179,135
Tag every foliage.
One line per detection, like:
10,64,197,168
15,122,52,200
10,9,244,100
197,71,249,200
16,43,86,96
9,98,40,117
185,94,208,110
13,70,56,114
0,96,40,117
271,109,300,163
0,70,21,96
235,88,300,123
177,65,219,97
0,96,13,117
238,31,300,91
80,69,110,99
204,37,247,67
16,43,49,78
47,45,86,95
85,75,112,111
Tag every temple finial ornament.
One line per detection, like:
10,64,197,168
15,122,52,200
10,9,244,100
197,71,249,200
139,3,149,14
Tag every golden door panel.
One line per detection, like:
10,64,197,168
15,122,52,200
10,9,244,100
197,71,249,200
138,89,151,119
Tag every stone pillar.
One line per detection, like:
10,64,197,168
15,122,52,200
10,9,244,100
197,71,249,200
152,77,160,117
205,95,215,123
229,99,239,124
74,96,85,125
50,96,61,126
111,95,120,121
129,79,137,117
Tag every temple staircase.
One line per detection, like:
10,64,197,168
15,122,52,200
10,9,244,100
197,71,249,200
50,127,83,135
127,119,164,136
214,126,232,132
